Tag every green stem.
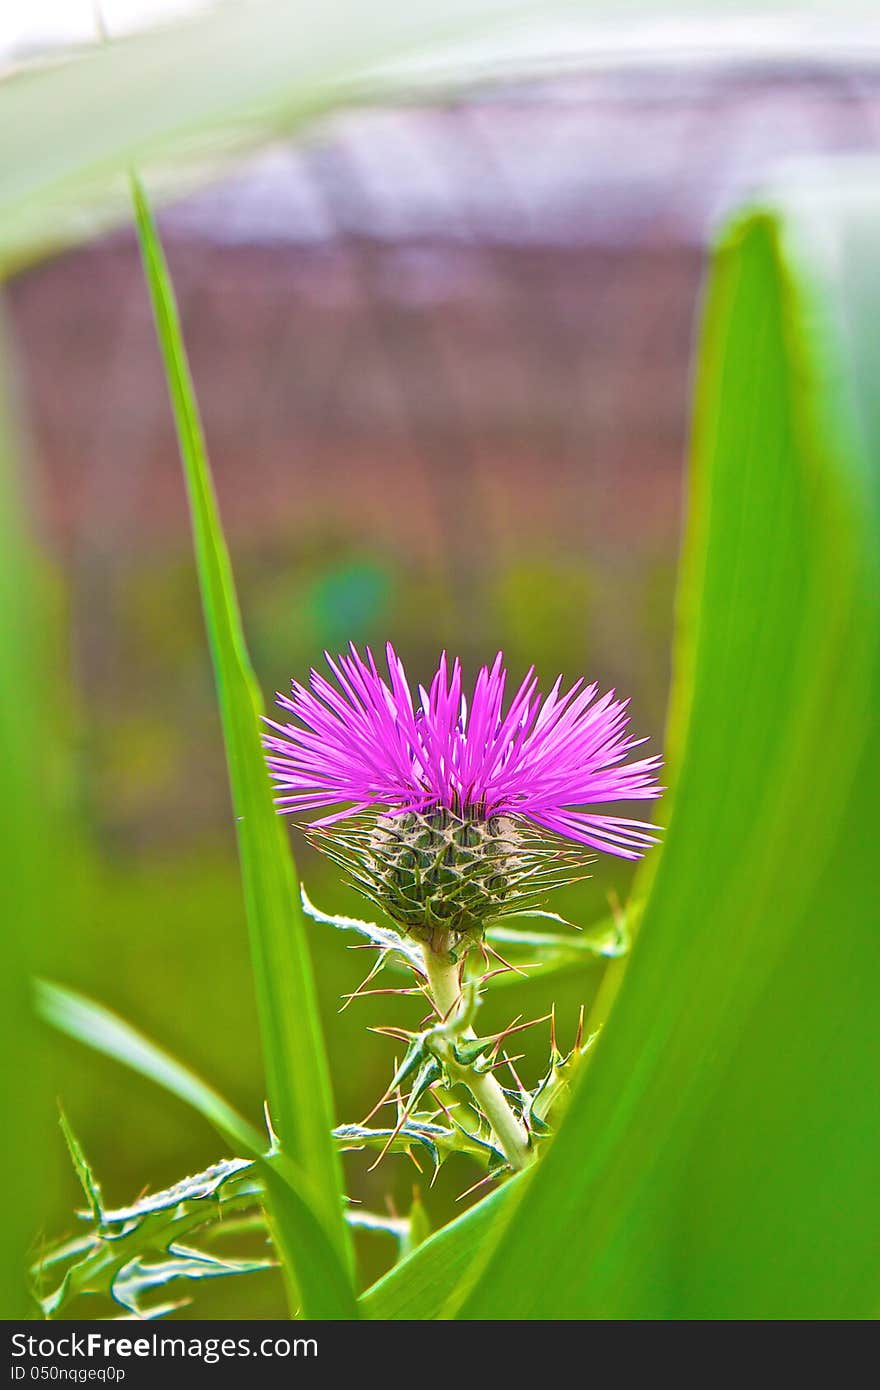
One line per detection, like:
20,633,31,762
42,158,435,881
422,940,532,1173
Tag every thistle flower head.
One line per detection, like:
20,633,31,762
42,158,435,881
264,644,662,948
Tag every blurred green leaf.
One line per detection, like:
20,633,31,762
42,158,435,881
442,168,880,1319
131,173,356,1314
3,3,865,274
0,0,547,273
360,1181,520,1319
111,1249,274,1319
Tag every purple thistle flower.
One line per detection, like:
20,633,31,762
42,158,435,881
263,643,662,861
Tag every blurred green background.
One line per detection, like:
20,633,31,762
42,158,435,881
5,16,880,1317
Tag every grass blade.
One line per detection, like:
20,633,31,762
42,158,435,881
0,0,545,274
130,174,354,1311
360,1182,520,1320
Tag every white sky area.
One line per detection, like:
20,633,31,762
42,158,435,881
0,0,205,59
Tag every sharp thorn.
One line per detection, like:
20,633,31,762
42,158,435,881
367,1025,415,1041
457,1171,500,1202
485,942,530,978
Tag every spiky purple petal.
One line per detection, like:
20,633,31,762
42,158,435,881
263,643,663,859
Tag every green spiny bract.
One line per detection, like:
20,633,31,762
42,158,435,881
308,805,591,955
366,809,521,951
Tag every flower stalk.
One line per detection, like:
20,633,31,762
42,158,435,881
422,936,533,1172
265,642,662,1187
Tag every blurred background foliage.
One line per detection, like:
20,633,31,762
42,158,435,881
3,3,880,1318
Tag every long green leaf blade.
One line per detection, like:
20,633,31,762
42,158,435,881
130,174,354,1309
360,1182,520,1320
447,169,880,1319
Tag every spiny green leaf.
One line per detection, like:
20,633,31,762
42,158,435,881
101,1160,255,1223
384,1035,430,1094
335,1111,497,1172
111,1249,275,1318
38,980,262,1156
111,1301,184,1322
58,1108,104,1228
36,979,357,1319
0,321,56,1316
300,884,424,973
408,1058,443,1109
